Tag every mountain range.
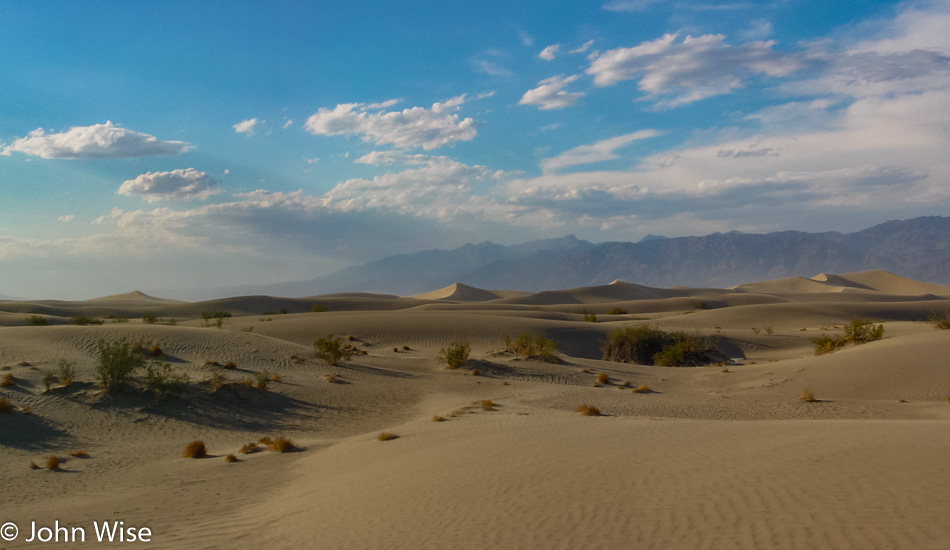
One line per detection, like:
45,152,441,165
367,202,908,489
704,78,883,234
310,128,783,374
221,216,950,297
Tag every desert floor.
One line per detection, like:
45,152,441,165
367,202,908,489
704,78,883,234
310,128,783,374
1,271,949,549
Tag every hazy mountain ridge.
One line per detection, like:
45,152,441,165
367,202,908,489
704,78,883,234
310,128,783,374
228,217,950,297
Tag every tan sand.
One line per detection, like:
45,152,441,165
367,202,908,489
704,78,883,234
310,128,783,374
1,269,949,549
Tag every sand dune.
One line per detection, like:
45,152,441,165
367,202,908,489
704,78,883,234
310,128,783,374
2,270,949,549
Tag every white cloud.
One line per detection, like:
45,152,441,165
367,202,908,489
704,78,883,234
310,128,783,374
602,0,664,12
304,95,478,151
519,75,586,110
283,119,294,129
741,19,773,41
2,121,191,159
473,59,513,76
233,118,261,135
57,215,74,223
519,30,534,47
541,130,660,173
586,33,800,107
539,44,561,60
118,168,220,202
570,40,595,54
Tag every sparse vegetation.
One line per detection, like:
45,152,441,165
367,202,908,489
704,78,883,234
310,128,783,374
631,385,652,393
694,301,707,309
438,340,471,369
68,450,89,458
1,373,15,387
0,397,14,414
69,316,104,326
929,312,950,329
311,304,328,313
267,436,296,453
25,315,48,326
602,324,717,367
206,371,226,395
43,371,56,392
143,314,157,324
59,359,75,386
505,332,559,362
480,399,495,411
45,456,61,469
223,361,237,369
800,389,817,402
145,361,189,400
225,454,238,463
183,441,208,458
596,373,609,385
576,404,601,416
751,327,760,335
148,345,163,358
606,307,628,315
325,374,338,384
29,461,39,469
764,325,775,336
432,415,446,422
471,368,480,376
314,334,354,366
239,443,259,454
95,338,146,393
253,371,270,390
812,319,884,355
378,432,399,441
583,311,597,323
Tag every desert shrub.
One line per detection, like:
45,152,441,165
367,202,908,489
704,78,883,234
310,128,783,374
142,314,157,324
206,371,226,395
311,304,328,313
272,373,282,382
929,312,950,329
20,405,31,414
505,332,559,362
325,374,338,384
182,441,207,459
239,443,259,454
225,454,238,463
201,310,231,321
438,340,470,369
596,373,609,385
800,389,816,402
95,339,146,392
432,415,446,422
258,437,273,445
145,361,189,400
29,461,39,469
471,368,480,376
69,316,104,326
267,436,295,453
605,307,628,315
253,371,270,390
764,326,775,335
43,372,56,392
576,404,601,416
751,327,760,335
25,315,48,326
148,345,164,358
314,334,354,366
223,361,237,369
694,301,707,309
480,399,495,411
261,309,287,315
812,319,885,355
378,432,398,441
110,315,129,323
403,345,411,351
68,450,89,458
632,385,651,393
583,311,598,323
602,325,716,366
0,397,14,414
0,373,14,387
45,456,61,469
393,347,399,352
60,358,78,384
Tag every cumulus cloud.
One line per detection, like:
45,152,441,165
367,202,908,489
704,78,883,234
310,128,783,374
118,168,220,202
1,121,191,159
541,130,660,173
233,118,261,135
304,96,478,150
586,33,800,106
519,75,586,110
57,215,74,223
539,44,561,60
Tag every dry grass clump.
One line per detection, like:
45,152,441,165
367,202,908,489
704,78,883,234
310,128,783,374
480,399,495,411
148,345,163,358
393,347,399,353
378,432,399,441
576,404,601,416
267,436,296,453
402,345,411,351
438,340,471,369
800,389,817,402
471,368,480,376
0,373,15,387
0,397,15,414
223,361,237,369
581,368,590,373
596,373,609,385
631,385,652,393
225,454,238,463
21,405,31,414
325,374,338,384
314,334,354,366
182,440,208,459
68,450,89,458
812,319,884,355
272,373,282,382
58,359,75,386
258,437,273,446
43,371,56,391
432,415,446,422
29,461,39,470
946,397,950,405
239,443,260,454
46,456,61,469
929,312,950,329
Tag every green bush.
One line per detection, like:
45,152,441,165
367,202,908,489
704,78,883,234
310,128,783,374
145,361,189,400
583,312,597,323
142,314,157,324
930,312,950,329
812,319,884,355
25,315,49,326
505,332,559,362
602,324,717,366
311,304,328,313
95,339,146,392
313,334,353,366
69,316,104,326
58,359,75,386
605,307,628,315
438,341,471,369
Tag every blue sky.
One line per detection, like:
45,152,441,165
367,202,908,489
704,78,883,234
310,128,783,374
2,0,949,299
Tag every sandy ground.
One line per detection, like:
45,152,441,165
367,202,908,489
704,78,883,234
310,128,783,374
1,270,949,549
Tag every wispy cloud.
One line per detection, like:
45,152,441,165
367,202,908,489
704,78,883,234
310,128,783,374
539,44,561,60
304,96,478,151
519,74,586,110
118,168,220,202
541,130,660,173
2,121,191,159
233,118,261,135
